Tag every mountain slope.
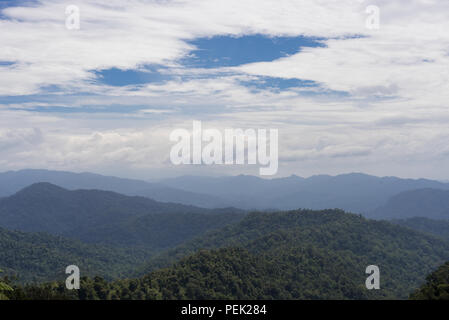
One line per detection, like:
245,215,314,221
0,226,151,283
7,209,449,299
131,246,373,299
139,209,449,298
391,217,449,241
0,183,245,249
9,247,375,300
370,188,449,219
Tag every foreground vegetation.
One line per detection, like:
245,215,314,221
3,209,449,300
411,262,449,300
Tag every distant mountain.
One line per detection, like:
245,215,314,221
3,170,449,214
0,226,152,283
0,170,449,213
0,169,228,208
160,173,449,213
391,217,449,241
0,183,245,250
370,189,449,220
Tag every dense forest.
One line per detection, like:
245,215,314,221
0,270,13,300
138,209,449,299
1,183,449,300
391,217,449,241
410,262,449,300
0,226,154,283
4,247,373,300
3,209,449,299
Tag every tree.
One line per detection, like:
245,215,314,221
0,270,13,300
410,262,449,300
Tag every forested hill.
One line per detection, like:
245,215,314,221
7,247,377,300
0,182,245,249
5,209,449,299
391,217,449,241
0,226,152,283
135,209,449,299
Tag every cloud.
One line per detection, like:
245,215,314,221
2,0,448,103
1,0,449,179
0,0,366,95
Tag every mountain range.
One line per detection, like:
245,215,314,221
3,169,449,217
159,173,449,213
2,169,449,299
0,169,227,208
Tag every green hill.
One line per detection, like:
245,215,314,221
0,226,152,283
137,209,449,299
7,247,373,300
11,209,449,299
391,217,449,241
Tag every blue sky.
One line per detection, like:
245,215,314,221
182,35,324,68
1,0,449,179
3,33,329,112
0,29,342,117
93,35,324,90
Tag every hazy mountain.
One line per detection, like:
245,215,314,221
3,170,449,214
160,173,449,213
391,217,449,241
0,169,228,208
0,183,245,249
370,189,449,220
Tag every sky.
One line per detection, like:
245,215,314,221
0,0,449,180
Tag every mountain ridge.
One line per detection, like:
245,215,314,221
0,182,245,249
3,169,449,217
370,188,449,220
160,173,449,213
0,169,228,208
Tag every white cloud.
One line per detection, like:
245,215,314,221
1,0,449,178
0,0,367,95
